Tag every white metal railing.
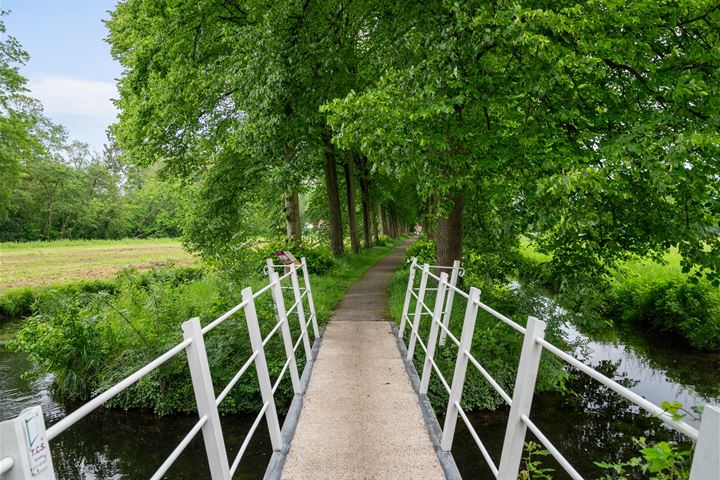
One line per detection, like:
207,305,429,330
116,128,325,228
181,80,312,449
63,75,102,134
0,258,319,480
398,258,720,480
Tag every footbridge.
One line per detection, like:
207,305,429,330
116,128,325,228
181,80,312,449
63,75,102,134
1,241,718,479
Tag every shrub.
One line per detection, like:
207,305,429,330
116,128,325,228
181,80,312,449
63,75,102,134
404,238,435,265
373,234,394,247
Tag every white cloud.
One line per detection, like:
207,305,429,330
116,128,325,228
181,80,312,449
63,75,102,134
29,75,118,119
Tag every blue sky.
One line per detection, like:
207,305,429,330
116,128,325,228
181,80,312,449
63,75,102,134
4,0,122,151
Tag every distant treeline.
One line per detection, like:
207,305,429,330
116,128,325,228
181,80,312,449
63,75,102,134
0,138,185,242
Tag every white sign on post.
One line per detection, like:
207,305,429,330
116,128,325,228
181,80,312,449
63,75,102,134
21,407,51,475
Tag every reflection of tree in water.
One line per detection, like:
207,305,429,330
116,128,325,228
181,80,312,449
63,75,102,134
48,408,269,479
530,360,690,479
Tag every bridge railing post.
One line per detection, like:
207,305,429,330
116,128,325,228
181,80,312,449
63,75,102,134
300,257,320,340
420,272,449,394
441,287,480,451
269,271,302,394
398,257,417,338
182,317,231,480
439,260,461,346
689,404,720,480
497,316,546,479
242,288,283,451
290,265,313,361
406,263,429,361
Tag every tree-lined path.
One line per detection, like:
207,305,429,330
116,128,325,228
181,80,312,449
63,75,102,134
280,240,445,479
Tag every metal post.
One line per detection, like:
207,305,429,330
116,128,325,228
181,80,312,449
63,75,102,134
242,288,283,451
269,271,302,394
420,272,448,394
0,406,56,480
441,287,480,451
689,404,720,480
290,265,313,361
398,257,418,338
439,260,461,346
497,316,547,479
406,263,429,360
265,258,275,276
182,317,230,479
300,257,320,339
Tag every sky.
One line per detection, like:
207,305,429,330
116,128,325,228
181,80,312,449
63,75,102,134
4,0,122,151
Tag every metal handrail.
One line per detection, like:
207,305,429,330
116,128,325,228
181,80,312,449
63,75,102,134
4,257,318,480
47,337,193,440
400,258,717,480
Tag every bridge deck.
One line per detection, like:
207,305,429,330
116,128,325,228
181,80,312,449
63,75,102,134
280,241,445,479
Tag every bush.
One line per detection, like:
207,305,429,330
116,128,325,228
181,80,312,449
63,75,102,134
608,275,720,351
373,234,394,247
0,279,118,319
404,238,435,265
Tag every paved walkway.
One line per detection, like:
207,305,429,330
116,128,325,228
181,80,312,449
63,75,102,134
281,240,445,480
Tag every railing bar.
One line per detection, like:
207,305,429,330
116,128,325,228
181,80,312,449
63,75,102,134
521,414,584,480
446,283,470,299
473,299,526,334
429,357,452,395
286,300,299,316
432,317,461,347
536,338,700,439
455,401,499,478
216,350,260,406
271,355,293,394
47,338,193,440
202,299,251,334
261,318,286,348
293,330,304,353
423,268,442,282
301,288,308,299
149,415,208,480
229,402,271,477
464,350,513,406
0,457,14,475
410,328,429,355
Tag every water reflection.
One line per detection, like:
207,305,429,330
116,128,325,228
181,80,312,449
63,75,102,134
0,345,272,479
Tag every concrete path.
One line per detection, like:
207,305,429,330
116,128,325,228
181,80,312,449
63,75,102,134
280,241,445,480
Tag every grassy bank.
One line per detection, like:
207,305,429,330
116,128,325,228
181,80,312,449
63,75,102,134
0,238,194,290
518,240,720,351
0,238,195,318
8,240,404,415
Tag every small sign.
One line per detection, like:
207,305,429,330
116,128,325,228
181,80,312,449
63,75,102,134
273,251,301,266
20,407,51,475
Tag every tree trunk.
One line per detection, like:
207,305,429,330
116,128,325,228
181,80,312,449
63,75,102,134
324,145,344,255
343,153,360,253
435,193,465,268
356,155,372,248
378,204,386,236
284,190,301,249
422,196,435,238
372,202,380,242
381,204,389,237
283,144,301,248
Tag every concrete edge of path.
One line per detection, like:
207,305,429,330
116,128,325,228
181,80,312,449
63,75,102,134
391,322,463,480
264,331,324,480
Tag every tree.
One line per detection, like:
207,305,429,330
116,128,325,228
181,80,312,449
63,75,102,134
325,0,720,281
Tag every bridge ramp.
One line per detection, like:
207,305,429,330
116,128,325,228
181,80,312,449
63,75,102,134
280,242,445,479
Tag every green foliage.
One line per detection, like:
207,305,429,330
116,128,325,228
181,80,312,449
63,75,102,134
595,437,691,480
387,261,567,413
9,242,399,414
518,441,554,480
404,238,436,265
0,280,118,318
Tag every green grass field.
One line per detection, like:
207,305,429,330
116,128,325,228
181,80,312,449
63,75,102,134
0,238,195,290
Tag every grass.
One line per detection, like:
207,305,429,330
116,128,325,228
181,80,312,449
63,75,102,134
0,238,195,290
8,238,406,414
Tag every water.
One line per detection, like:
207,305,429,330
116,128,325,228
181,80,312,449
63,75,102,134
450,291,720,479
0,345,272,479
